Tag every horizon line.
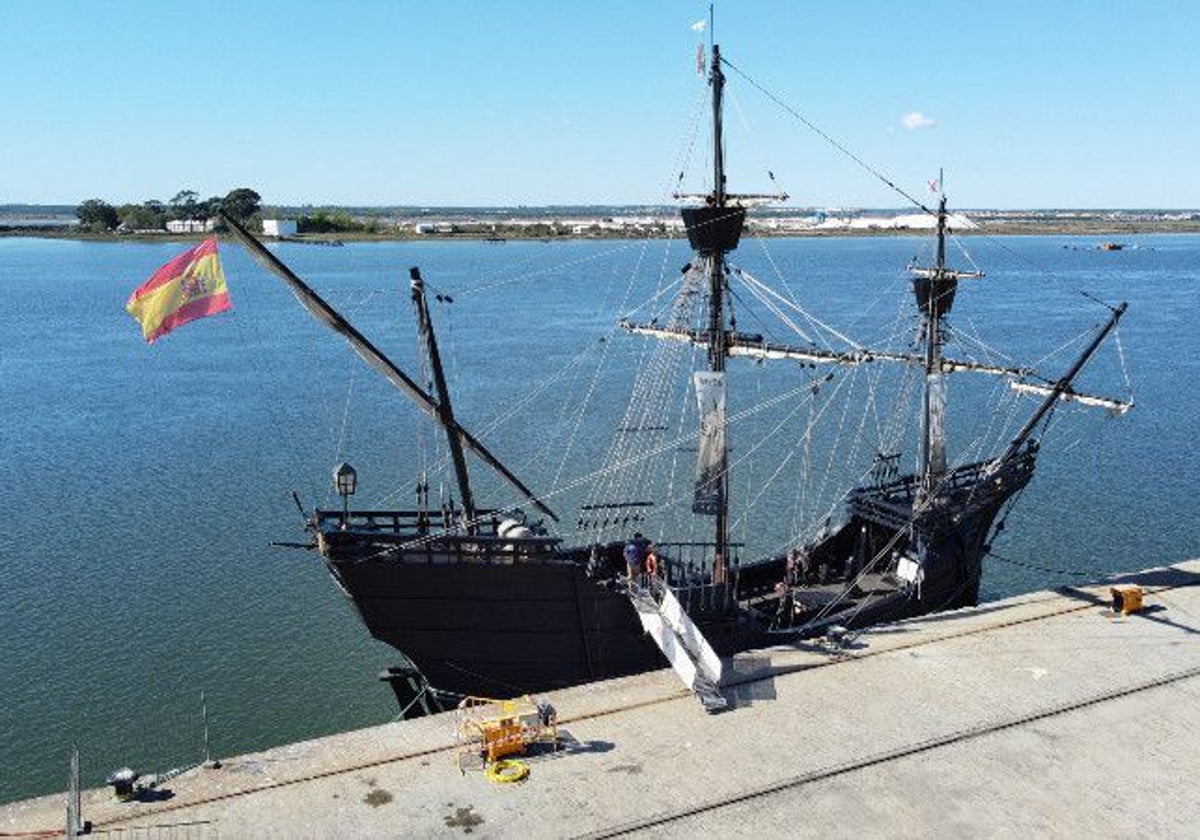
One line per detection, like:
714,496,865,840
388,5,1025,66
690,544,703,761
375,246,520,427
3,203,1199,214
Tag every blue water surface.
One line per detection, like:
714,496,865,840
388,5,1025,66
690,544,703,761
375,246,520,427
1,233,1196,803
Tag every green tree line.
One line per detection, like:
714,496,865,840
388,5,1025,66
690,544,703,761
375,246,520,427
75,188,262,232
296,209,381,234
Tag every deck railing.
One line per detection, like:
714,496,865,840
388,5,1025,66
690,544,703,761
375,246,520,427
316,508,561,565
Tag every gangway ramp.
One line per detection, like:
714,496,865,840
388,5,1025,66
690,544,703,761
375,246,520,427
629,583,727,712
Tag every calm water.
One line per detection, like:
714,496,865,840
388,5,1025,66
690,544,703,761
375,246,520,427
1,233,1197,803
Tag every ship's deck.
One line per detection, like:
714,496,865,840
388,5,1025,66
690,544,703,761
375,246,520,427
7,560,1200,838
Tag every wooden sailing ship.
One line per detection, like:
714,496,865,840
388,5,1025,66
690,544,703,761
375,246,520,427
220,39,1131,710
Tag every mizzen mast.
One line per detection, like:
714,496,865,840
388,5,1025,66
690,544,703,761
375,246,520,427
219,211,558,523
410,267,475,531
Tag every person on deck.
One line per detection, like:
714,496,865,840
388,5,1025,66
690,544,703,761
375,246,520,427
785,548,800,587
845,551,858,581
644,542,660,582
624,537,644,591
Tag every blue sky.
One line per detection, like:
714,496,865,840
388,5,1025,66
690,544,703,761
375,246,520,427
2,1,1196,209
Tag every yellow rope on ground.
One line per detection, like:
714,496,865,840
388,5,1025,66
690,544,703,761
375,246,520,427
486,759,530,784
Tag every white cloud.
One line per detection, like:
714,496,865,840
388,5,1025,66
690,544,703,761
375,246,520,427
902,111,937,131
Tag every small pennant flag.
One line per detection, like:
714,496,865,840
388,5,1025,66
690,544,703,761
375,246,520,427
126,238,232,343
928,177,941,194
691,18,707,32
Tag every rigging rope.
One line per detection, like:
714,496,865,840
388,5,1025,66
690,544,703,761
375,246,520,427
986,551,1123,579
721,49,1129,342
719,55,935,217
736,266,865,351
1113,327,1135,402
726,81,790,199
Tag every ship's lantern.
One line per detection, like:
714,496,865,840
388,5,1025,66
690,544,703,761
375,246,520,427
333,462,358,496
333,462,357,520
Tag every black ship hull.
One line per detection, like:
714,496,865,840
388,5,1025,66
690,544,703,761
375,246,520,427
317,514,750,698
316,447,1035,704
323,544,665,697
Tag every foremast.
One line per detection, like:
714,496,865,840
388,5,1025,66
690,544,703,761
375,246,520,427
908,177,982,501
906,187,1129,490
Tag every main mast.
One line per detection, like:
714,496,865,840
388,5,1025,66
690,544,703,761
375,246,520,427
707,44,729,582
682,43,745,584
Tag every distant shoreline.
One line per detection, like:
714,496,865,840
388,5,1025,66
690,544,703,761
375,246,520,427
4,218,1200,243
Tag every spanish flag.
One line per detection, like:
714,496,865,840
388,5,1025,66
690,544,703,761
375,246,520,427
126,238,232,343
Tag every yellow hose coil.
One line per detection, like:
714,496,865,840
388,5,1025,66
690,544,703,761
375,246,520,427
486,759,530,784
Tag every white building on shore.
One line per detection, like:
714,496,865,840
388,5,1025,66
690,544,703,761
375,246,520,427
262,219,297,238
165,218,216,233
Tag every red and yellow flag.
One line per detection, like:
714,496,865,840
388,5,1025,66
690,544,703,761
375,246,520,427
126,238,232,343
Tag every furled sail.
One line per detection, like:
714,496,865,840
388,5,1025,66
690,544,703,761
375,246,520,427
921,372,948,480
620,321,1030,375
692,371,727,516
1008,381,1133,414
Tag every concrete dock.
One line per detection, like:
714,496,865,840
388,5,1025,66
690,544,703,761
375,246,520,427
5,561,1200,838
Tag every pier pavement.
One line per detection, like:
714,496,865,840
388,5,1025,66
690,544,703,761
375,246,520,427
5,560,1199,838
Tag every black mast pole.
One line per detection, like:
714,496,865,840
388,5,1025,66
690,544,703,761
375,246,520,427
998,301,1128,465
708,44,729,584
410,267,476,532
919,184,948,495
711,45,727,209
218,210,557,523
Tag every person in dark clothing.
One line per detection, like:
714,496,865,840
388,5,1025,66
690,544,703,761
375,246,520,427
624,538,643,589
